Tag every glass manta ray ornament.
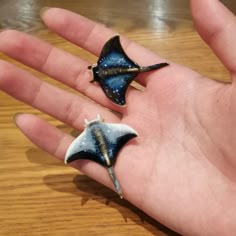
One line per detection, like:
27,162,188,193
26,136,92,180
64,115,138,198
88,35,169,106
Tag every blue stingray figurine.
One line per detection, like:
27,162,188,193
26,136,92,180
88,35,169,106
65,115,138,198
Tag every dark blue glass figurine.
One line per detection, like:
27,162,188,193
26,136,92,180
65,115,138,198
88,35,169,106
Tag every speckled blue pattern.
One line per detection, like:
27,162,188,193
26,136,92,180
100,74,134,106
88,35,169,106
98,51,136,69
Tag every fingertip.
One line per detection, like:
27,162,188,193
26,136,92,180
13,112,24,124
0,29,20,39
40,7,62,25
0,29,27,56
40,7,64,20
0,29,16,46
39,7,51,18
40,7,71,33
13,113,34,130
40,7,76,23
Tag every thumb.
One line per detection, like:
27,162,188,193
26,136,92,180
190,0,236,76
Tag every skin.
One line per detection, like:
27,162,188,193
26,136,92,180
0,0,236,235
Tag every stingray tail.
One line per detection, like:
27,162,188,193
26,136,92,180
108,167,123,199
139,62,169,72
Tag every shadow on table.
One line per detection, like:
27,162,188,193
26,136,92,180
26,130,181,236
43,172,181,236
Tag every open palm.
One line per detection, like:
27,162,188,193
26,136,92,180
1,1,236,235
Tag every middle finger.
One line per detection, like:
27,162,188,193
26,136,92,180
0,30,141,111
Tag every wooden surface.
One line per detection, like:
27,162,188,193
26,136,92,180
0,1,235,235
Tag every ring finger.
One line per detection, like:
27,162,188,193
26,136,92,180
0,60,120,130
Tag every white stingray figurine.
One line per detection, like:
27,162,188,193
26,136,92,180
65,115,138,198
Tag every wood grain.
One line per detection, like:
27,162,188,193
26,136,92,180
0,1,235,235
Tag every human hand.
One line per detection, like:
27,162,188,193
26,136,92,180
0,0,236,235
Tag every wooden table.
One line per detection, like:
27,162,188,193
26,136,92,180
0,1,235,235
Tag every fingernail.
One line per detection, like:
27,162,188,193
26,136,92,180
40,7,51,17
13,113,24,126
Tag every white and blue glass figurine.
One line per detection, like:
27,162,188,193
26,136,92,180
65,115,138,198
88,35,169,106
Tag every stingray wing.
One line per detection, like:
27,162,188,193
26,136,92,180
95,36,140,106
98,35,138,69
99,73,137,106
64,129,106,166
101,123,138,165
64,121,138,167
